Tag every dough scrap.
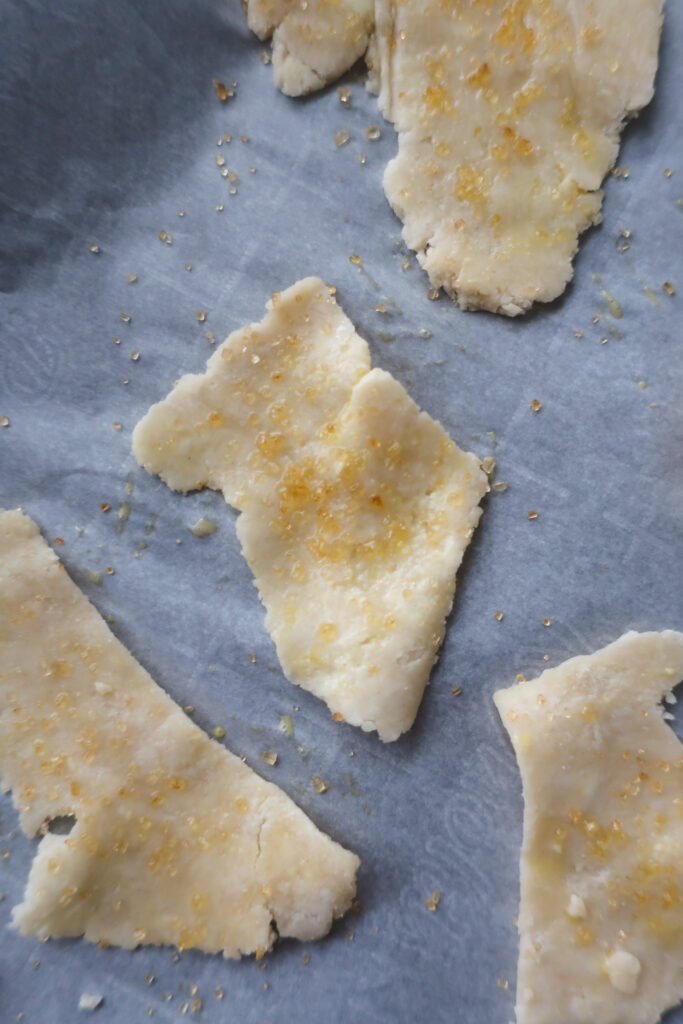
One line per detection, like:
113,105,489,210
0,509,359,957
494,631,683,1024
133,277,488,741
370,0,663,315
248,0,662,315
247,0,374,96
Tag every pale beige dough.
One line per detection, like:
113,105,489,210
495,631,683,1024
370,0,663,314
0,510,359,957
247,0,374,96
248,0,663,315
133,277,488,741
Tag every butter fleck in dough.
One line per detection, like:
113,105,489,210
495,631,683,1024
133,277,488,741
247,0,374,96
0,510,359,957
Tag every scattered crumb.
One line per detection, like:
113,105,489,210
78,993,103,1012
425,889,441,912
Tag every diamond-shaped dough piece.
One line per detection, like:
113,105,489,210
0,510,359,957
247,0,374,96
370,0,663,314
133,277,488,741
494,631,683,1024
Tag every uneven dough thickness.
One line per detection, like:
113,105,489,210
0,510,359,957
247,0,374,96
133,277,487,741
495,631,683,1024
248,0,662,315
372,0,663,314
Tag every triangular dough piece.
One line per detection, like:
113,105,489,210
370,0,663,314
0,510,359,957
495,631,683,1024
247,0,374,97
133,277,488,740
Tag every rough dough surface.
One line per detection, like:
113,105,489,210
247,0,374,96
133,277,488,741
370,0,663,314
0,509,359,957
495,631,683,1024
248,0,662,315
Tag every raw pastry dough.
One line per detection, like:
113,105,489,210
495,631,683,1024
247,0,663,315
133,277,487,741
370,0,663,314
0,509,359,957
247,0,374,96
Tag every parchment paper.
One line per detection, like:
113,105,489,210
1,2,682,1022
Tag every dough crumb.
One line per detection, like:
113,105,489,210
605,950,641,995
78,994,104,1012
566,894,586,920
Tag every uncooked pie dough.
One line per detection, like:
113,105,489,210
495,631,683,1024
133,277,488,741
0,510,359,957
370,0,663,314
248,0,663,315
247,0,374,96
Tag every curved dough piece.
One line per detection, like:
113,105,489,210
133,277,487,741
0,510,359,957
495,631,683,1024
247,0,374,97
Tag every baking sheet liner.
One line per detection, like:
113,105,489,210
0,2,682,1021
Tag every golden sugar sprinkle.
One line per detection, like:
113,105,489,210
425,890,441,912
